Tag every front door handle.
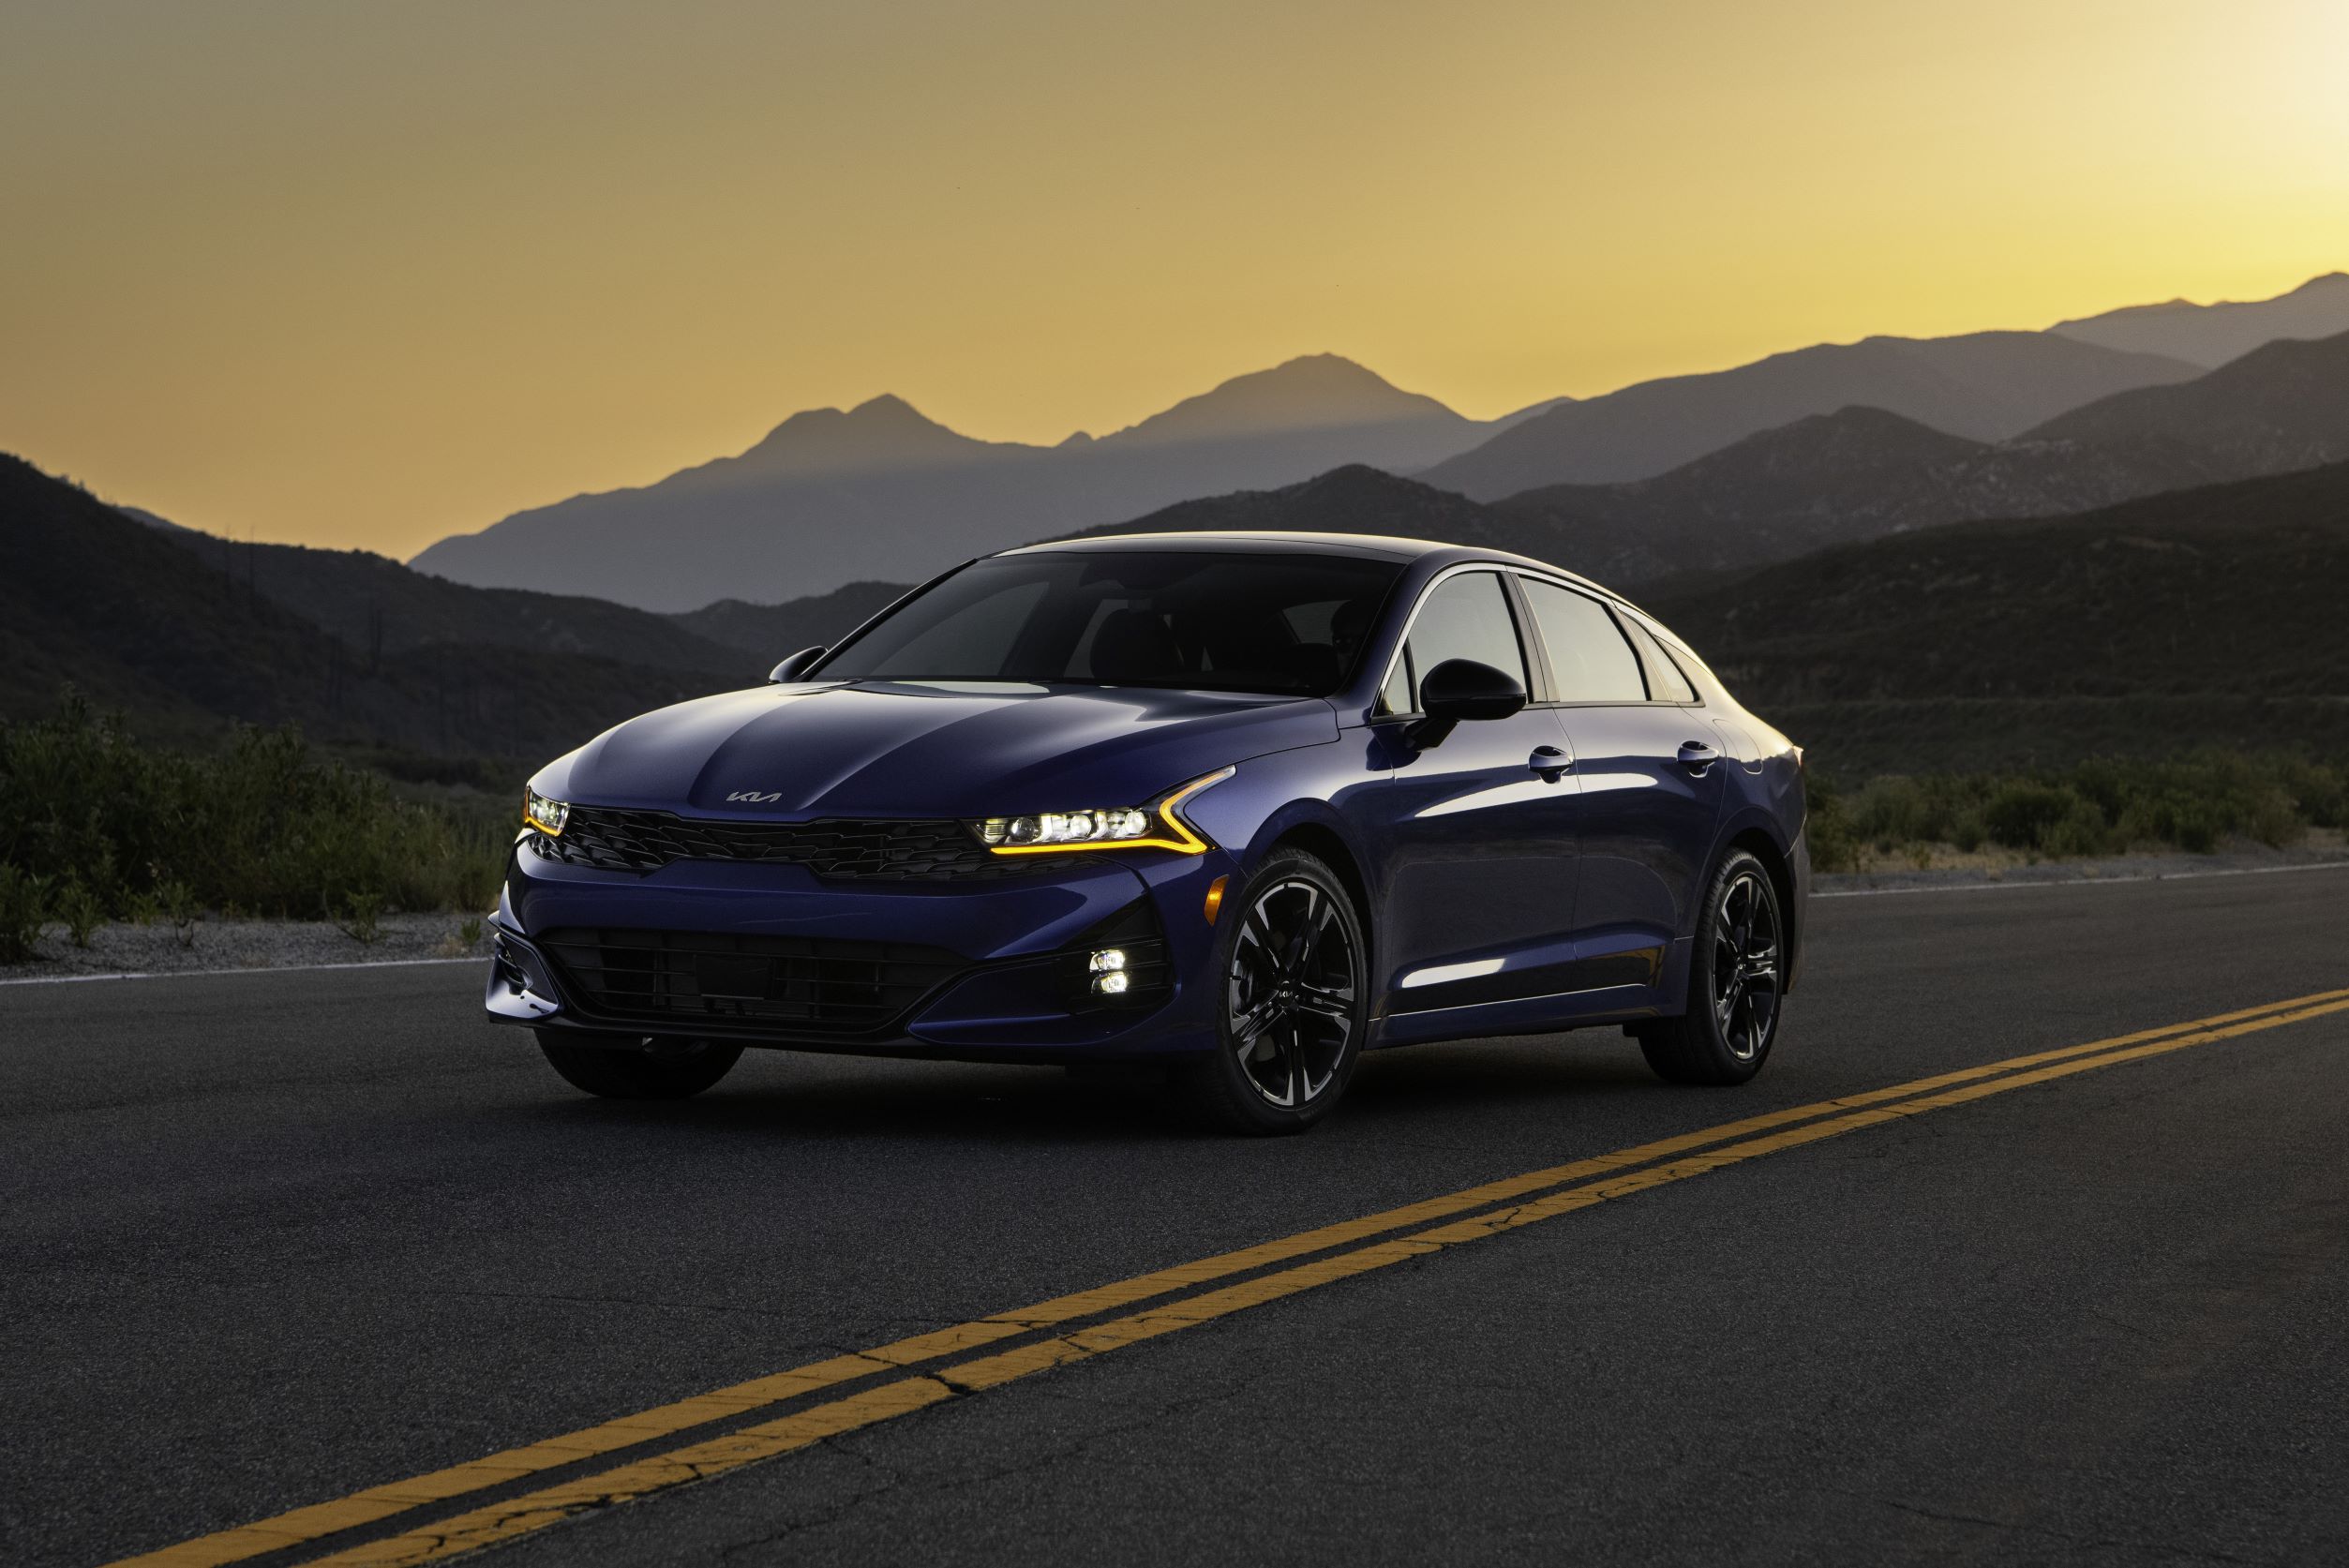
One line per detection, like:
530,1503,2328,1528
1528,745,1571,782
1676,741,1718,774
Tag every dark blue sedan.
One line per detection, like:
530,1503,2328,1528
486,532,1808,1132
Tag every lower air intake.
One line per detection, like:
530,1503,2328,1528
538,928,962,1035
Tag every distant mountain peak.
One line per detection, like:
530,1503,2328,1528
724,391,997,479
845,392,928,421
1099,353,1467,450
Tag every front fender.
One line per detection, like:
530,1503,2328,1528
1178,733,1389,883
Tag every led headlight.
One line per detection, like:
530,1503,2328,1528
973,766,1234,856
522,786,570,836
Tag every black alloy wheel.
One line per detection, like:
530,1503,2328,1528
1188,848,1368,1134
1712,864,1783,1062
1637,847,1785,1086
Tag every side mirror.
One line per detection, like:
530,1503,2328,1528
768,646,827,683
1408,658,1525,749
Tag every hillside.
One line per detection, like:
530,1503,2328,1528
1489,409,2207,586
2019,329,2349,471
668,581,913,660
0,455,741,764
153,529,749,676
1073,463,1527,553
1415,331,2199,499
1639,460,2349,772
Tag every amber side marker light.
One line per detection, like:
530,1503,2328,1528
1203,874,1228,925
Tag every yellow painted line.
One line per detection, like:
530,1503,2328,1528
102,987,2349,1568
296,991,2349,1568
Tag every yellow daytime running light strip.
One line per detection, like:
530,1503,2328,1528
988,767,1234,856
522,791,567,837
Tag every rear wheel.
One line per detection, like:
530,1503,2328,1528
535,1031,743,1099
1184,849,1368,1135
1638,848,1784,1086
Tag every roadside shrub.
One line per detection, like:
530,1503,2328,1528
1805,746,2338,868
0,865,48,963
55,879,105,948
1981,783,2084,850
0,694,506,933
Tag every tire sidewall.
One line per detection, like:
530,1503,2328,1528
1193,849,1369,1133
1689,848,1783,1081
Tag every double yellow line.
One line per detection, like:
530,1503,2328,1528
113,987,2349,1568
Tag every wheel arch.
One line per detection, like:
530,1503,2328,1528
1719,822,1801,995
1264,820,1373,937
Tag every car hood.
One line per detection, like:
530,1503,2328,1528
538,680,1339,818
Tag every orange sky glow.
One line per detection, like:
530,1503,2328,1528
2,0,2344,557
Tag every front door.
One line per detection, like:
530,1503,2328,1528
1355,569,1582,1017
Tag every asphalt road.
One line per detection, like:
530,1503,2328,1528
6,867,2347,1568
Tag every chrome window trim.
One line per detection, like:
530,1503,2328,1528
1508,567,1707,709
1369,562,1530,720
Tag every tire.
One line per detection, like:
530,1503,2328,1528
1638,848,1785,1086
535,1030,743,1099
1184,848,1369,1135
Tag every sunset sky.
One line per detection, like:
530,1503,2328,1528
3,0,2344,558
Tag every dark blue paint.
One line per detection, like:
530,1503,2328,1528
490,532,1808,1063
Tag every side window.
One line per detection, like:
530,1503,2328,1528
1620,617,1698,703
1521,579,1647,702
1378,571,1526,714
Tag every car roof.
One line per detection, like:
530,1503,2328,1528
992,530,1627,604
995,530,1426,561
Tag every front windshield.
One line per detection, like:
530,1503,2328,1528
813,550,1404,697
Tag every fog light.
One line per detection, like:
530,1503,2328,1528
1093,971,1131,995
1088,948,1127,974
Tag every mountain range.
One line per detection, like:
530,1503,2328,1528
1064,328,2349,589
409,356,1549,611
2045,270,2349,367
407,276,2349,610
1493,328,2349,584
18,443,2346,784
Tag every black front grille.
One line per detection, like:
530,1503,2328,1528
539,928,963,1034
529,808,1089,880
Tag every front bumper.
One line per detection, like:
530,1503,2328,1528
487,838,1231,1061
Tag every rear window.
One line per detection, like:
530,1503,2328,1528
1520,579,1646,703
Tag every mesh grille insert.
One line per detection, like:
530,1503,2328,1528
538,927,963,1034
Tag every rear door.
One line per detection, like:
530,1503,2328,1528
1516,575,1726,987
1357,568,1582,1014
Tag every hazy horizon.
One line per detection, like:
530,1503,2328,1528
4,0,2345,557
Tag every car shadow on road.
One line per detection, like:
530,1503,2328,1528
489,1032,1666,1147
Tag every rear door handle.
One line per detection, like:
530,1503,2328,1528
1528,745,1571,782
1676,741,1718,773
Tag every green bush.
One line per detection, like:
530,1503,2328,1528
55,879,105,948
0,694,505,933
0,865,48,963
1981,783,2082,850
1810,749,2339,867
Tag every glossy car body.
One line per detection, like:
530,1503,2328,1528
486,532,1807,1095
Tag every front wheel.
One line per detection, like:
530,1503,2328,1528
1638,849,1785,1086
1184,849,1369,1135
535,1031,743,1099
